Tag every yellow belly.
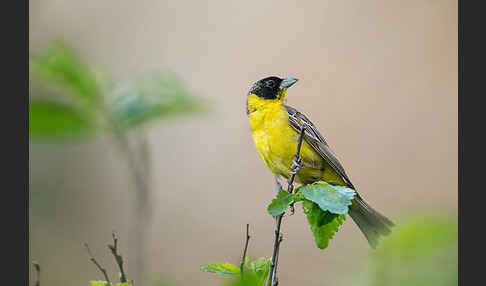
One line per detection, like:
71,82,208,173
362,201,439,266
247,95,344,185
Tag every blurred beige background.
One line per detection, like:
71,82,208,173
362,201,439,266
29,0,457,285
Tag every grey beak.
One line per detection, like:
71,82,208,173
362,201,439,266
280,77,298,88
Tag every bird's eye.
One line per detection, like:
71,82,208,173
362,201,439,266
265,80,275,88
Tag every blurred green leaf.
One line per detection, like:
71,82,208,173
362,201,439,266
267,189,295,216
247,257,270,283
200,262,241,275
365,216,458,286
302,200,346,249
29,100,93,138
111,72,204,128
295,181,355,215
30,42,102,105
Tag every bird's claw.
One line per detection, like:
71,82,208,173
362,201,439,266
290,157,303,174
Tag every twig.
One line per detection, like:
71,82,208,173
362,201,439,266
239,224,251,279
108,232,128,283
84,243,111,284
271,235,283,286
267,124,306,286
268,216,283,286
32,261,40,286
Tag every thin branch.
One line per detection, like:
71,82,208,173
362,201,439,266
84,243,111,284
268,216,283,286
271,235,283,286
108,232,128,283
32,261,40,286
239,224,251,279
267,124,306,286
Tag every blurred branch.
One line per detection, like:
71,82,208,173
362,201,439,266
267,124,306,286
239,224,251,279
108,232,128,283
84,243,111,284
136,130,152,179
32,261,40,286
108,117,151,285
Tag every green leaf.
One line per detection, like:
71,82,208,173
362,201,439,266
111,72,204,128
296,181,355,215
267,189,294,216
200,262,241,275
302,200,346,249
224,273,262,286
247,257,270,282
29,100,93,138
30,42,101,104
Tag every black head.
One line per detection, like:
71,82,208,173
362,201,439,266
248,76,282,99
248,76,298,100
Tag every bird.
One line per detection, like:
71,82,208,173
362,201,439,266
246,76,394,248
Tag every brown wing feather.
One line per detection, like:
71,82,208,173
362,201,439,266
284,105,355,189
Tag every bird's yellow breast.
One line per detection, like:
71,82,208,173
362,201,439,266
247,94,343,184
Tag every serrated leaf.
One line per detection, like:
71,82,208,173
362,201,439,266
30,42,101,104
200,262,241,275
29,100,93,138
302,200,346,249
110,72,203,128
267,189,294,216
297,181,355,215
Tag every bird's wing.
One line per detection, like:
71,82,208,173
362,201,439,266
284,105,355,189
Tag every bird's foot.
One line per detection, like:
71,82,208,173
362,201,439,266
290,157,303,174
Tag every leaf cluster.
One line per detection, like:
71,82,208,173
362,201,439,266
267,181,355,249
29,42,204,140
200,257,271,286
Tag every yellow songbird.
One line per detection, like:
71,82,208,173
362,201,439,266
246,76,393,248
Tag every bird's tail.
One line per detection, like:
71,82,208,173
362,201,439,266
348,194,394,248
